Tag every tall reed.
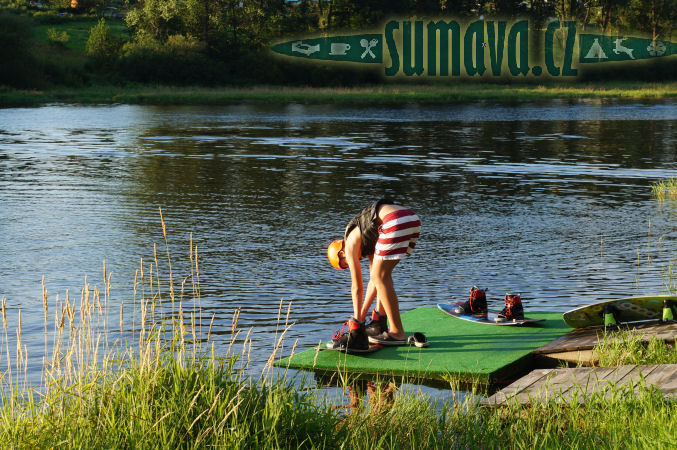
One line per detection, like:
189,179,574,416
652,178,677,202
0,212,339,448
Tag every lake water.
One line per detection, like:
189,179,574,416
1,100,677,385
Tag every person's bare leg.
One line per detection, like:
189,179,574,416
370,258,404,339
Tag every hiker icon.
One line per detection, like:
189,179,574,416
612,38,635,59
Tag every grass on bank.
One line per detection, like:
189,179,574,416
1,211,677,448
1,81,677,108
593,328,677,366
652,178,677,203
3,324,677,448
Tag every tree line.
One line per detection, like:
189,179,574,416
91,0,677,84
118,0,675,53
1,0,675,88
120,0,677,83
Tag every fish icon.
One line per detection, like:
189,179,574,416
292,41,320,56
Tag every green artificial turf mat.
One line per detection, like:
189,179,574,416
274,306,572,384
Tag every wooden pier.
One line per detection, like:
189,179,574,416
481,364,677,406
533,321,677,366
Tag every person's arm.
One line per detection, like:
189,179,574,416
344,227,364,321
360,255,377,320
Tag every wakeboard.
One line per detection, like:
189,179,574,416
562,295,677,329
438,302,546,326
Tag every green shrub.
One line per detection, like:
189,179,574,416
47,27,69,45
118,35,226,85
166,33,203,54
85,18,121,62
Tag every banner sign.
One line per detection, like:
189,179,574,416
579,34,672,62
272,34,383,63
271,20,674,78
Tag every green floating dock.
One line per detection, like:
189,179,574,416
275,307,572,385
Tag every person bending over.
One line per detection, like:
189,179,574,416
326,198,421,351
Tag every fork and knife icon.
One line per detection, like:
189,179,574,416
360,38,379,59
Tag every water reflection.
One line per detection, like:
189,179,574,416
0,101,676,376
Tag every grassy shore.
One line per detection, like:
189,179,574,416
2,81,677,108
1,213,677,448
2,303,676,448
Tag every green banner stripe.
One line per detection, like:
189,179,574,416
579,34,673,63
272,34,383,63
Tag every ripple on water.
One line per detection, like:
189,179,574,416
0,102,675,379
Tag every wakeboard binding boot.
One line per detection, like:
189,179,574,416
602,304,620,328
662,299,676,322
454,286,488,319
495,293,525,323
365,310,388,337
329,317,370,352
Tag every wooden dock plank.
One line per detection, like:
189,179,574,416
498,369,549,396
512,370,573,404
540,350,595,365
640,365,677,400
559,366,619,403
534,328,601,353
599,365,650,400
630,364,659,380
487,369,550,405
481,364,677,406
613,364,640,383
646,365,677,394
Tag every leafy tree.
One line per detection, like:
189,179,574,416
86,18,121,62
125,0,188,41
626,0,676,40
595,0,631,32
